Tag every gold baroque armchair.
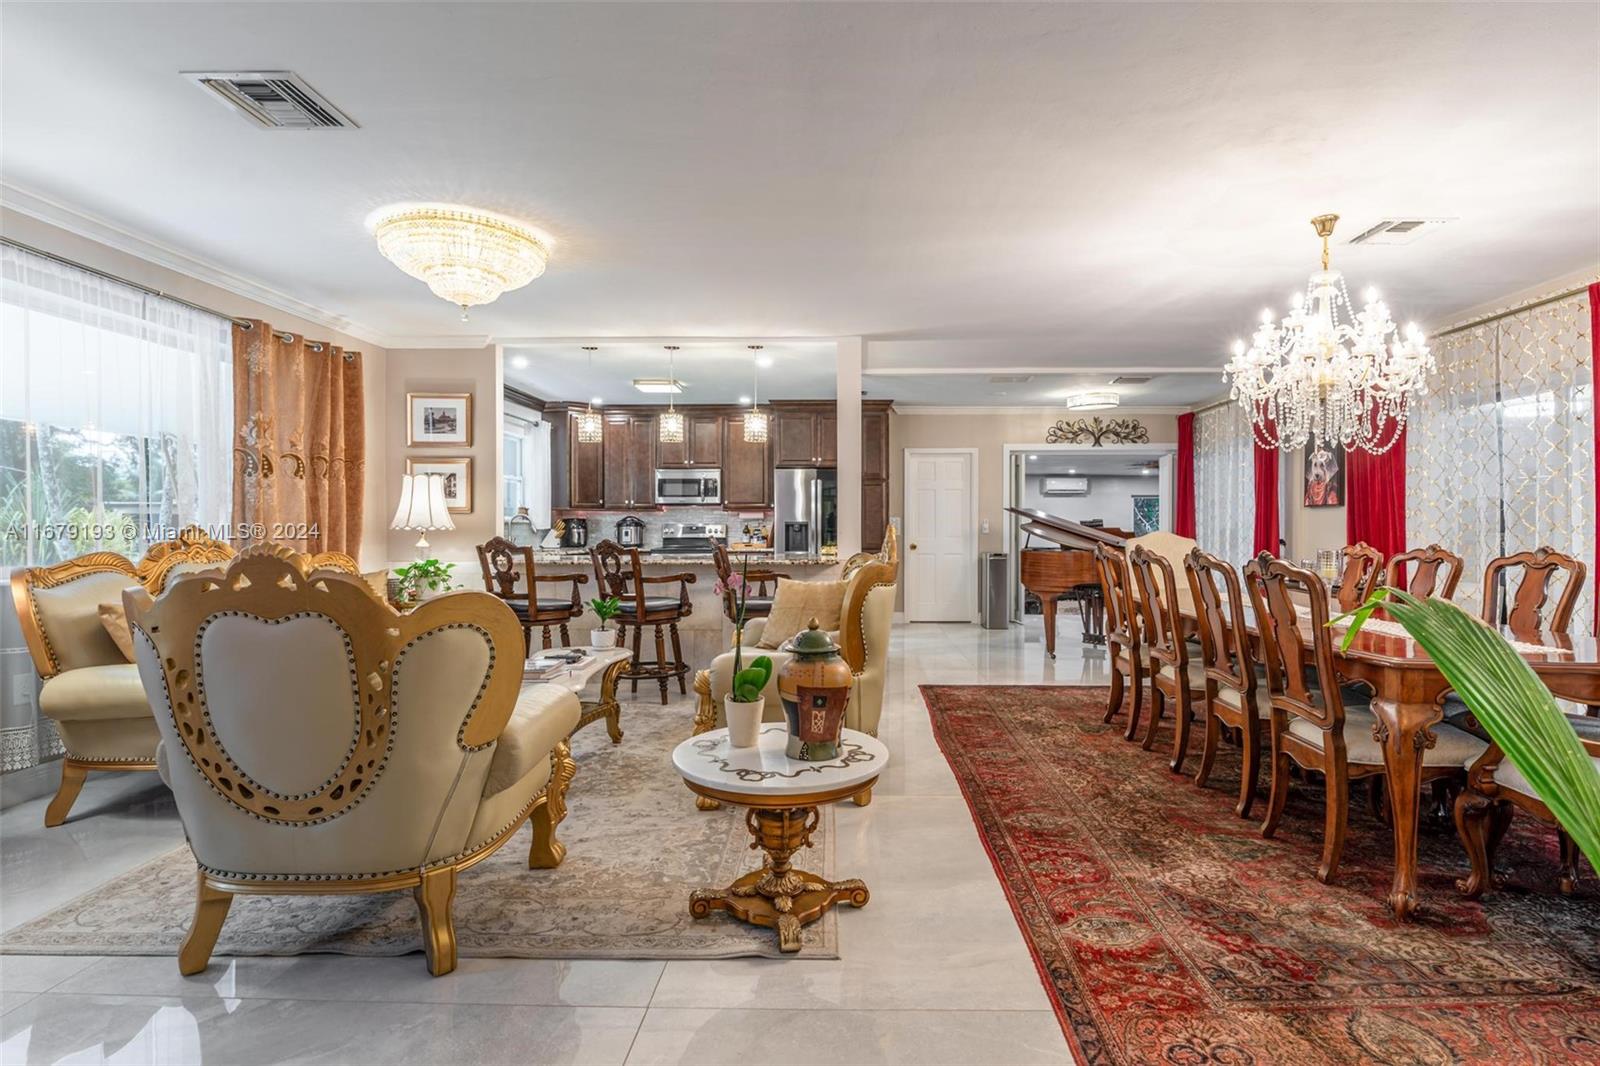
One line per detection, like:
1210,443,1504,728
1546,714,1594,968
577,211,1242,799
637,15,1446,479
692,526,899,809
124,547,580,977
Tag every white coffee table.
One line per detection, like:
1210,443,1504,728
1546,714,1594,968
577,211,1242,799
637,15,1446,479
524,647,632,743
672,724,888,952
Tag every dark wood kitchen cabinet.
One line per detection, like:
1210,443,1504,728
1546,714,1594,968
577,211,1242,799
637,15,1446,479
722,418,771,509
815,413,837,466
773,409,819,467
656,414,722,468
602,414,656,509
549,405,606,510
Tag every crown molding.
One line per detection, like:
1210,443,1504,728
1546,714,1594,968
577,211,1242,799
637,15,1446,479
862,365,1221,376
892,404,1191,416
0,182,419,349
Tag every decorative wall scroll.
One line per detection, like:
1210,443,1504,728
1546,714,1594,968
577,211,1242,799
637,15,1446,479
1044,417,1150,447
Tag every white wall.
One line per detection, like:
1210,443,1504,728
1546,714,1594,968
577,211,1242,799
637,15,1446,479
1021,474,1156,530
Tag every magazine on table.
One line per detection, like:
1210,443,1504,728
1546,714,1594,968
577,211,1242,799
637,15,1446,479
523,649,590,681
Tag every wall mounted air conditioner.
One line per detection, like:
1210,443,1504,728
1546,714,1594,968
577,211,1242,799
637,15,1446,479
1040,477,1089,497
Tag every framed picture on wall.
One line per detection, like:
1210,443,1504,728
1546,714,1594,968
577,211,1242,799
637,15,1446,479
1303,442,1344,507
408,392,473,446
407,457,474,513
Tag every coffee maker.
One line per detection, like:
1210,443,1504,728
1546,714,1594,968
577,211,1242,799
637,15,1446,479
560,516,588,549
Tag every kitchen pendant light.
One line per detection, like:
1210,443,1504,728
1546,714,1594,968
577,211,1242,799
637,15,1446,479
743,345,769,443
576,347,604,443
658,346,685,444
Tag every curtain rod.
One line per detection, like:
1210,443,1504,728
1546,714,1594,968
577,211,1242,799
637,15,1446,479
1432,282,1593,339
1,236,358,358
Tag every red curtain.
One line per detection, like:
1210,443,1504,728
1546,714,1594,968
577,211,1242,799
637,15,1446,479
1590,283,1599,632
1346,428,1408,563
1175,412,1196,537
1252,433,1279,556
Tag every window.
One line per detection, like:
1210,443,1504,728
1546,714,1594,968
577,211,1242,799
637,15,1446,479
1,244,233,567
1132,495,1160,535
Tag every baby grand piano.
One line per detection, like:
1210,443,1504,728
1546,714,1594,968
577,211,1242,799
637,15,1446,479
1008,507,1131,658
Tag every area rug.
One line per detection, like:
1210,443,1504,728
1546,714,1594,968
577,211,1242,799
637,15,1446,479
3,701,838,960
922,684,1600,1065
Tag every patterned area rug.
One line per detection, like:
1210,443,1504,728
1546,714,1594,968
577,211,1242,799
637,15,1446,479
922,684,1600,1065
3,701,838,960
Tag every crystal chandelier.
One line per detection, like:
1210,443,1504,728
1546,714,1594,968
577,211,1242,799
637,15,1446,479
576,347,603,443
658,346,685,443
368,204,549,320
1223,213,1432,454
743,345,769,443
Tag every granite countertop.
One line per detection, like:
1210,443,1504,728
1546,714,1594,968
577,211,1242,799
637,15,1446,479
530,549,835,566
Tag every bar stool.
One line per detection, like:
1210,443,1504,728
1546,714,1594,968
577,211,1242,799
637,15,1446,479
476,537,587,655
711,541,788,624
590,539,696,704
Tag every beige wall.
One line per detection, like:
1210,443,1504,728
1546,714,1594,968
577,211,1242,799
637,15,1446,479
888,408,1180,556
1283,447,1347,563
383,347,502,566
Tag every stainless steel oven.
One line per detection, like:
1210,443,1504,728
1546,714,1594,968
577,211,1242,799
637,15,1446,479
654,469,721,505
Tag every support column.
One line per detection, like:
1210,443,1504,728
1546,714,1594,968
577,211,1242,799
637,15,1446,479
836,338,864,560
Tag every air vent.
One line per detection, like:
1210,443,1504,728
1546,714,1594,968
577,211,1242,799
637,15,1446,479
184,71,358,129
989,374,1033,384
1346,218,1453,246
1109,375,1152,385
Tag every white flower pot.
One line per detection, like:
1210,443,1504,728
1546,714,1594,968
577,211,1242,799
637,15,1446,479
590,629,618,649
725,695,764,749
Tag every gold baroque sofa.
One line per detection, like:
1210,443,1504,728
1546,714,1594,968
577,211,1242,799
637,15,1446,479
10,527,360,826
124,546,579,976
692,526,899,808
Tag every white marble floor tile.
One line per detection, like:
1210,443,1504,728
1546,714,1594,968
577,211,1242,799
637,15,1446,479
0,992,36,1018
0,954,100,993
0,993,644,1066
623,1007,1072,1066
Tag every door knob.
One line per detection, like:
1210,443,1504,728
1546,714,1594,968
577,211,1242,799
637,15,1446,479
910,543,918,550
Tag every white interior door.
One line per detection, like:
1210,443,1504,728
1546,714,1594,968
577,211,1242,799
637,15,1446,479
906,450,975,621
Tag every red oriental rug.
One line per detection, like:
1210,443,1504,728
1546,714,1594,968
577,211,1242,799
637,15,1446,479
922,684,1600,1065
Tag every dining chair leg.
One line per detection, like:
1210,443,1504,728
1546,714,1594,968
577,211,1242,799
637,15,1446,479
1123,665,1145,742
520,623,532,658
670,623,687,695
654,624,670,704
1260,730,1291,839
1141,688,1165,751
1317,762,1351,884
542,626,553,650
1103,658,1125,724
1452,790,1498,899
630,624,642,694
1194,706,1220,788
1169,693,1194,773
1557,829,1581,895
559,623,571,647
1236,721,1261,820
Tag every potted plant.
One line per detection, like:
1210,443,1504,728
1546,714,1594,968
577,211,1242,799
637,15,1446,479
589,596,621,648
716,557,774,748
395,559,455,603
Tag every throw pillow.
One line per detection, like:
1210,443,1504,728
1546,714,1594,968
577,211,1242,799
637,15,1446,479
758,580,847,649
98,602,136,663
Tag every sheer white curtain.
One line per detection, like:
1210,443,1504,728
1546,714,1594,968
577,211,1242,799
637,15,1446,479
1,242,232,771
1194,401,1255,566
1407,289,1594,631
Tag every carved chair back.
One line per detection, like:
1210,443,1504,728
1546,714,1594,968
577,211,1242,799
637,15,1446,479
123,546,525,874
1385,544,1463,601
1094,545,1139,656
477,536,534,599
1128,545,1186,674
1246,553,1349,736
589,539,645,614
1185,548,1255,694
135,526,237,593
1336,542,1384,612
1482,547,1587,634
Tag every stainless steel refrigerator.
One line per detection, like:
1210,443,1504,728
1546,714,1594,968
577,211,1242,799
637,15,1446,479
773,468,837,556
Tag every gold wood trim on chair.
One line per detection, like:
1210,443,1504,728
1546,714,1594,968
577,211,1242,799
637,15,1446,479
11,553,139,679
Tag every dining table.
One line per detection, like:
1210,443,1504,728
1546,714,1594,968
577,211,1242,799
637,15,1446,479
1172,587,1600,921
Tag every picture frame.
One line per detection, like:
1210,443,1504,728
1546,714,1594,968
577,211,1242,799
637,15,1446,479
407,392,473,447
407,457,474,513
1303,441,1345,508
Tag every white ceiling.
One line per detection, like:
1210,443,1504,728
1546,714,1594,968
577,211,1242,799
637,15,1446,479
3,2,1596,405
504,341,837,406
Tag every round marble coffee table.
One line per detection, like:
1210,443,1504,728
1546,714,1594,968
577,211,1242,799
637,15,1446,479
672,723,888,953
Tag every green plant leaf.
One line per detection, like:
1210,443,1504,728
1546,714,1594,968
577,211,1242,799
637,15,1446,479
1329,586,1391,652
1347,588,1600,871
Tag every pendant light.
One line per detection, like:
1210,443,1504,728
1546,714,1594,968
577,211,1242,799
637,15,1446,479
576,346,604,443
658,345,685,443
743,345,769,443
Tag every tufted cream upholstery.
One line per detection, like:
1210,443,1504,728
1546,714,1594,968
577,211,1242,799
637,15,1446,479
125,546,580,977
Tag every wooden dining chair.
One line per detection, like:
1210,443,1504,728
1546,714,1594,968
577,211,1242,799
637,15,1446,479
1095,544,1146,739
1384,544,1463,601
1481,546,1587,634
1335,542,1385,612
591,539,696,704
1186,548,1268,818
710,541,788,625
1248,553,1485,883
1129,545,1205,772
476,537,587,654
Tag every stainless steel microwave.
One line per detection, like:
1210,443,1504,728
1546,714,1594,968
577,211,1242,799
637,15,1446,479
654,469,721,505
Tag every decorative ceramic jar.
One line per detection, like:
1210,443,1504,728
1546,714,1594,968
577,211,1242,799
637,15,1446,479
776,619,853,760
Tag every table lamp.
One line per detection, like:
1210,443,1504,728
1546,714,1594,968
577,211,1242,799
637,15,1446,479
391,473,454,555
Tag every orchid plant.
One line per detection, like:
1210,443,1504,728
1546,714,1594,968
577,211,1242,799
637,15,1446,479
715,555,773,703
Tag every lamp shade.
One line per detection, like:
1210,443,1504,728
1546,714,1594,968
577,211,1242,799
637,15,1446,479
391,474,455,532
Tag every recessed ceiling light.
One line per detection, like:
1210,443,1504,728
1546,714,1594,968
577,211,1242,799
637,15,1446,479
1029,454,1039,459
632,378,685,394
510,355,529,369
591,396,604,406
1068,468,1077,475
1142,467,1153,475
756,355,774,369
739,395,752,405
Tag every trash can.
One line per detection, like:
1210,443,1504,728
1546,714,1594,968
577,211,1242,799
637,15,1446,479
979,552,1009,629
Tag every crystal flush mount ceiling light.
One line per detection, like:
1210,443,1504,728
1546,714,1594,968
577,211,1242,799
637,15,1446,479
367,203,550,320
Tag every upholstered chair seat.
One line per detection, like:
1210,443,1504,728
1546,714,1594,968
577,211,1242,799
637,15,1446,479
1482,752,1600,800
617,597,686,614
1214,683,1272,719
1287,708,1486,767
1156,660,1207,689
126,547,580,977
39,664,150,721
